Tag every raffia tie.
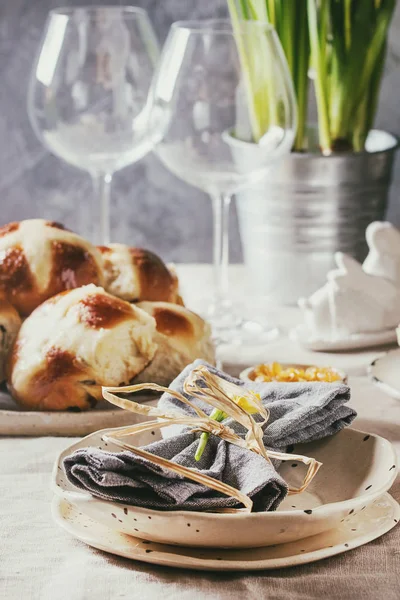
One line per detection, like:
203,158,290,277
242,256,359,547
101,365,322,513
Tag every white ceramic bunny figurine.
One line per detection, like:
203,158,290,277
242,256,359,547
363,221,400,287
299,252,400,339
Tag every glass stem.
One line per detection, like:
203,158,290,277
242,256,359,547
91,172,112,245
211,193,232,313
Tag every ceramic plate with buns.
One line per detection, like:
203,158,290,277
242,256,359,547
0,219,215,435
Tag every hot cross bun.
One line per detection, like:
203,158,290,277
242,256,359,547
98,244,183,305
133,301,215,386
0,298,21,382
0,219,104,316
7,285,157,411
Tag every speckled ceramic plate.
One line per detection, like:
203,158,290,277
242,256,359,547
369,349,400,400
52,427,397,549
290,325,397,352
239,364,347,383
52,494,399,571
0,387,157,437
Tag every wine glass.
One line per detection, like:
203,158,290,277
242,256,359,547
150,19,296,343
28,6,160,244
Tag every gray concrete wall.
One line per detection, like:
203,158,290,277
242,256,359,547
1,0,399,263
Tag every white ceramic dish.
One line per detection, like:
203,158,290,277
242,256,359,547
0,387,157,437
369,349,400,400
52,427,397,549
239,363,347,384
52,494,400,571
290,325,397,352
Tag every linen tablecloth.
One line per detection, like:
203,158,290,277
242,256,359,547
1,266,399,600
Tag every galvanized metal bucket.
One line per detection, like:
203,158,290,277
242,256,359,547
236,130,399,305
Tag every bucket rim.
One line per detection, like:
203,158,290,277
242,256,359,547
290,129,399,159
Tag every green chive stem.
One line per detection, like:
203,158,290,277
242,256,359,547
195,409,226,462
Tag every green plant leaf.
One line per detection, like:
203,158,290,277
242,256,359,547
308,0,331,152
227,0,394,152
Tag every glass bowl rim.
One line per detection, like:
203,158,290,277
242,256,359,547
48,6,148,18
171,18,274,35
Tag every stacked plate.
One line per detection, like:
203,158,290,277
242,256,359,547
369,349,400,400
52,427,399,570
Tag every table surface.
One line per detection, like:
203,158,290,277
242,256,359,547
1,265,400,600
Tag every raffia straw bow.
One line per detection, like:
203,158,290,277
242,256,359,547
102,365,322,513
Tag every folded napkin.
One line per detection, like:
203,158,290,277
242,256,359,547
64,431,287,512
159,360,356,449
64,360,356,512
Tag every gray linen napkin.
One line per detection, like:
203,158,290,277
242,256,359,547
64,360,356,512
64,431,287,512
159,360,356,449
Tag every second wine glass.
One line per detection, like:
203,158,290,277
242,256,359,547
151,19,297,343
28,6,160,244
